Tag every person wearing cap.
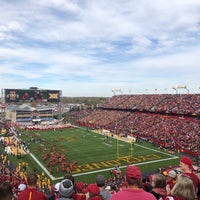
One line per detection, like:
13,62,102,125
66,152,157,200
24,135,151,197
18,183,27,192
18,172,47,200
57,179,74,200
95,174,112,200
72,181,87,200
110,165,156,200
48,182,60,200
17,183,27,198
180,156,199,193
86,183,104,200
165,170,177,191
63,174,75,187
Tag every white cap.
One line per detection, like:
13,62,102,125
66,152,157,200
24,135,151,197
105,185,111,190
54,182,60,192
18,183,26,191
168,170,177,178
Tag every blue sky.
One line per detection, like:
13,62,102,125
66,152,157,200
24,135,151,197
0,0,200,97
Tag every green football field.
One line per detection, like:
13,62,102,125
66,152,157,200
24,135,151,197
15,126,180,184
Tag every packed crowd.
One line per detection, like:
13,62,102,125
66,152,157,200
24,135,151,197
0,156,199,200
99,94,200,116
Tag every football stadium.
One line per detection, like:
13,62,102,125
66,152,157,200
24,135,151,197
1,0,200,199
0,88,199,199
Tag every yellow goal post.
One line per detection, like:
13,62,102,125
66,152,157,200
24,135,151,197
116,136,135,159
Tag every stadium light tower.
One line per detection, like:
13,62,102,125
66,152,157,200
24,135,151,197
172,85,189,94
112,89,123,95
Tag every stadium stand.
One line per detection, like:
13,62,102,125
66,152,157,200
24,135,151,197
0,94,199,199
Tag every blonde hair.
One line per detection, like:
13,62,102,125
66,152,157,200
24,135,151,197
171,175,196,200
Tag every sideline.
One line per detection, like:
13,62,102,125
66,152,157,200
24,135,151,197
30,153,55,180
49,156,178,181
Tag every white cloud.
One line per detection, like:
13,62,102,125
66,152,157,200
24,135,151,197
0,0,200,96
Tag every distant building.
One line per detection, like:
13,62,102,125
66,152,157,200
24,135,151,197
5,104,54,123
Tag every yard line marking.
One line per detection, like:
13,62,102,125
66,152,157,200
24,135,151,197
102,142,112,147
54,156,179,180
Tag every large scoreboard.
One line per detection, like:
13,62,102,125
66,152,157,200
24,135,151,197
4,88,61,103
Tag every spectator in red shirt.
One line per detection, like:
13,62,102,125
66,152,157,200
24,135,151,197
18,172,47,200
48,182,60,200
72,181,87,200
86,183,103,200
180,156,199,193
110,165,156,200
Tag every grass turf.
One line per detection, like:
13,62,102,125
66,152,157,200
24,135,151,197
3,126,181,184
